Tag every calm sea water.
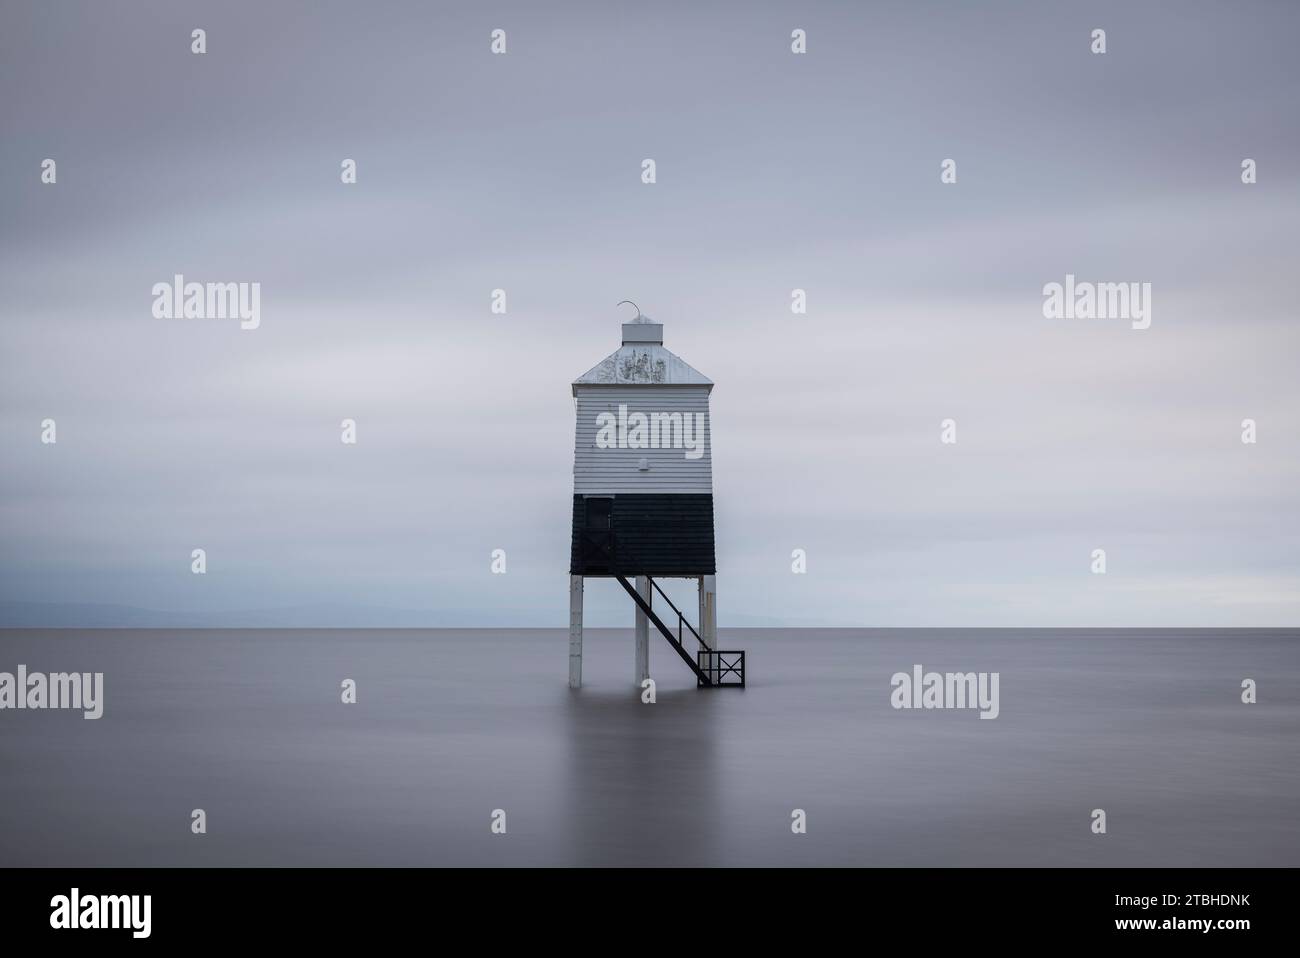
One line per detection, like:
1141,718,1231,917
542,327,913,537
1,628,1296,867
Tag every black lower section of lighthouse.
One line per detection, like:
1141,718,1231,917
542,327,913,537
569,493,715,577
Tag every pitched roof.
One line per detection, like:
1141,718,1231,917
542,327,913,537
573,343,712,391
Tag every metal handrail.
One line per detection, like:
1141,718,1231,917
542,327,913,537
583,530,742,687
647,576,709,651
583,538,712,652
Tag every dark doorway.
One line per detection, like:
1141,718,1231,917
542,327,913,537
582,496,614,572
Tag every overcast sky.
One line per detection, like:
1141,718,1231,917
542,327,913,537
2,0,1297,627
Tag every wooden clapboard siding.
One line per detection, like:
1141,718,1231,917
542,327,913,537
569,494,716,576
572,385,713,494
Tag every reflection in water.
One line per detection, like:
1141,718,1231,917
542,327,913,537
564,685,720,866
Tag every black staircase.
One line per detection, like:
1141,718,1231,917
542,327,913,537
614,574,715,685
583,530,745,688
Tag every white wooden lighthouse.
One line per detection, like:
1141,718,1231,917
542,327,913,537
567,305,744,689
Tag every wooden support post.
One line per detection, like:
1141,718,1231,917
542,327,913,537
569,575,583,689
698,575,717,679
635,575,650,685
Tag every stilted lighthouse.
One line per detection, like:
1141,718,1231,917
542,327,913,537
567,305,745,689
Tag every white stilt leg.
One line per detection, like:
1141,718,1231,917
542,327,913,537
635,575,650,685
699,574,717,680
569,575,583,689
